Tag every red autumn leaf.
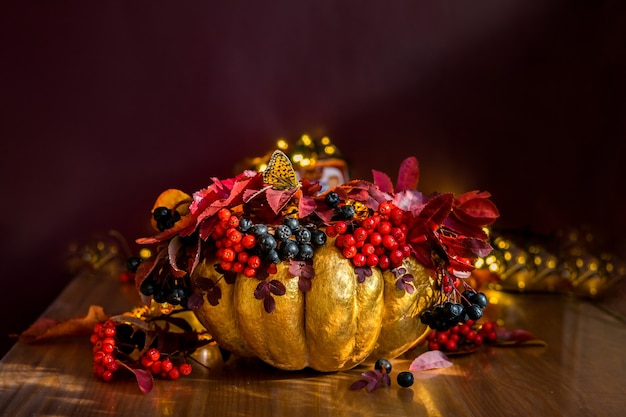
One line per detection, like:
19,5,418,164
392,189,425,212
266,188,299,214
395,156,419,192
494,328,547,347
443,215,488,241
18,305,109,344
409,350,453,372
452,191,500,227
439,235,494,259
416,193,454,226
298,194,316,218
372,169,394,194
116,360,154,394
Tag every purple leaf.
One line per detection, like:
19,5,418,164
268,280,286,296
349,379,369,391
186,292,205,309
205,285,222,306
298,276,312,292
116,361,154,394
354,266,372,283
409,350,453,372
263,295,276,313
254,281,270,299
193,276,215,291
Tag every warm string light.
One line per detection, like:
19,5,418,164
474,228,625,298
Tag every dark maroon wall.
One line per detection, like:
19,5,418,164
1,0,625,354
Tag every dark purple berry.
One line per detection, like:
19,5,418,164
374,358,392,374
294,227,311,244
466,304,483,320
238,218,253,232
283,217,300,231
125,256,142,273
153,206,170,221
265,249,281,264
324,192,340,208
310,229,327,246
256,233,277,252
279,240,299,260
252,224,269,237
338,205,355,219
297,243,314,260
397,371,414,388
470,292,488,308
275,224,292,241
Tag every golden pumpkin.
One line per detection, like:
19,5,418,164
192,236,438,372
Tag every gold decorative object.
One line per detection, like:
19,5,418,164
133,146,499,373
192,242,436,372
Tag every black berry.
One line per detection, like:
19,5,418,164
125,256,142,273
397,371,414,388
374,358,392,374
324,192,340,208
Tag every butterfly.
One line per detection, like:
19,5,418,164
263,150,300,190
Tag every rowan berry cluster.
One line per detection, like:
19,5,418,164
90,321,193,383
425,320,499,352
325,199,411,270
90,320,121,382
139,348,192,380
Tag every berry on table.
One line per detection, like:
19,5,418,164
397,371,414,388
374,358,392,374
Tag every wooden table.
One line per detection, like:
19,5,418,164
1,263,625,417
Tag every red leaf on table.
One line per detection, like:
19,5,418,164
116,361,154,394
409,350,453,372
494,328,548,347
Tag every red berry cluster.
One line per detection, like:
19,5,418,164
425,320,499,352
90,320,120,382
211,208,277,278
139,348,193,380
90,321,193,383
327,202,411,270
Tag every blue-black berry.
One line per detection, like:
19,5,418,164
374,358,392,374
397,371,414,388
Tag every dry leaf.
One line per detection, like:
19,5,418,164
18,305,109,344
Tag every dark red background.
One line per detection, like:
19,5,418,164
1,1,625,355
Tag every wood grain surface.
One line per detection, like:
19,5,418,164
1,264,625,417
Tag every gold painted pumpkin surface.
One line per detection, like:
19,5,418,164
192,237,437,372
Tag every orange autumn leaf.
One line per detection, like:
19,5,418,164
18,305,109,344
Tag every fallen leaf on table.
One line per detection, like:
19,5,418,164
18,305,109,344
